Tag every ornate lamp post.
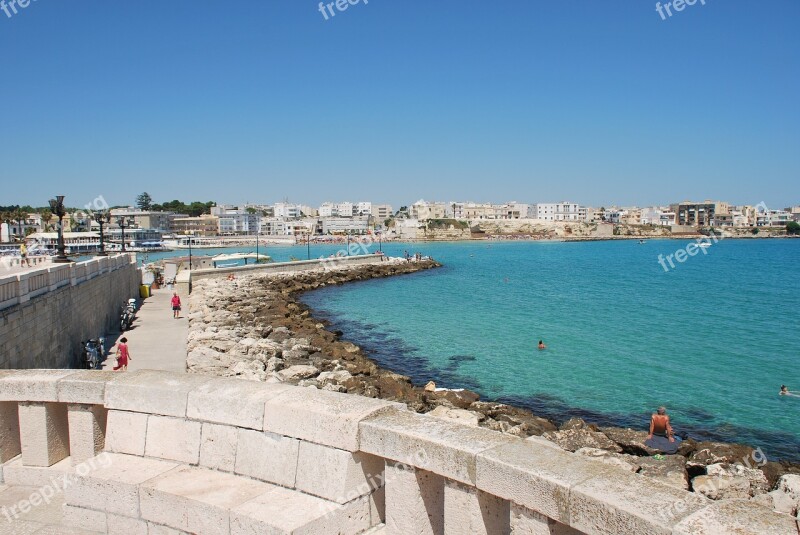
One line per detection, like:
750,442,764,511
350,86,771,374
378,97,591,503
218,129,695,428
116,217,130,252
93,211,111,256
48,195,70,263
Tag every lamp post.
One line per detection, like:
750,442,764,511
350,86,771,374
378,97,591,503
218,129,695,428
116,217,131,253
255,226,259,263
188,235,193,271
307,233,310,260
48,195,70,263
93,211,110,256
347,232,351,256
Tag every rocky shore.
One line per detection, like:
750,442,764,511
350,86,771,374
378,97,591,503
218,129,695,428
186,257,800,515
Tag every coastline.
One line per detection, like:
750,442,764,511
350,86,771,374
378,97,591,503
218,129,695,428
187,258,800,500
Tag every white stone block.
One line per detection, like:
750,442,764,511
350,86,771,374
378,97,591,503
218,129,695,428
145,416,202,465
234,429,299,488
361,409,516,485
263,387,402,452
18,402,70,467
673,499,798,535
187,377,291,430
384,461,444,535
57,370,116,404
1,455,73,487
66,452,178,518
105,370,213,418
444,479,509,535
199,423,238,473
476,440,617,525
108,513,148,535
0,400,21,463
147,523,190,535
63,504,107,532
231,485,373,535
140,464,273,535
509,503,583,535
295,440,384,504
105,410,149,456
67,404,107,465
0,370,77,402
569,466,706,534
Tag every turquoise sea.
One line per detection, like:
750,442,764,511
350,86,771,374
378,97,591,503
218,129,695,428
296,239,800,462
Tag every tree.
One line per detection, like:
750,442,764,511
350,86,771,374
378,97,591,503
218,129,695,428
787,221,800,235
136,192,153,211
12,208,25,238
41,210,53,232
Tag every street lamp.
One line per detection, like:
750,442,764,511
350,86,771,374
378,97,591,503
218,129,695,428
93,210,111,256
116,217,131,252
307,233,310,260
188,235,193,271
48,195,70,263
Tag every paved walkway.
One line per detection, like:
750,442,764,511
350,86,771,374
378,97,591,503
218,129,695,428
104,287,187,373
0,484,100,534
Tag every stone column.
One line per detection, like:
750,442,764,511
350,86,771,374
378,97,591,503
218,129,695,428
385,461,444,535
18,402,70,467
67,404,108,465
444,479,510,535
0,401,21,463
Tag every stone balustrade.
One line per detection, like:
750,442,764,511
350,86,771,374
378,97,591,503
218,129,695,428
0,370,795,534
0,254,135,312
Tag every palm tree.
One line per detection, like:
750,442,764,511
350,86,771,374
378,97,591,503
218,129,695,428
41,210,53,232
12,209,26,239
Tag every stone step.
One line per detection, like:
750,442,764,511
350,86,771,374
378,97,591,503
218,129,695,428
1,455,75,488
65,452,381,534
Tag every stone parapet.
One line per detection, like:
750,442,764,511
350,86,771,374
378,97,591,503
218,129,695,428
0,370,796,534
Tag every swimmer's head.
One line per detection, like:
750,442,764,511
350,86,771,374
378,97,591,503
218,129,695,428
657,406,666,415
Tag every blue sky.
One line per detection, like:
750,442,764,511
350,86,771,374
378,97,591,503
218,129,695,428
1,0,798,209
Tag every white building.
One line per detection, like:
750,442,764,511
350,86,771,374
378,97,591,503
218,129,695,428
356,202,372,216
535,203,583,221
273,203,302,220
410,200,447,221
336,202,355,218
322,217,369,234
640,207,676,226
372,204,394,222
318,203,335,218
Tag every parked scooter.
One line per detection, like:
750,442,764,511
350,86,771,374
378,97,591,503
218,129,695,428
120,301,136,331
81,338,105,370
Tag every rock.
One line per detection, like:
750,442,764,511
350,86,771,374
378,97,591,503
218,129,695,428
560,417,590,431
277,365,320,381
424,381,436,392
638,455,689,491
428,406,480,427
706,463,769,496
282,348,309,360
575,448,641,473
265,357,284,373
542,429,622,453
692,474,752,500
600,427,659,456
209,340,236,353
317,370,353,386
765,474,800,514
426,389,480,410
689,442,756,467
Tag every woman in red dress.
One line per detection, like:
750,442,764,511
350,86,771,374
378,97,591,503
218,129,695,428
113,337,131,371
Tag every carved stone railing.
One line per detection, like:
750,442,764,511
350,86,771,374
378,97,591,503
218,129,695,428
0,371,795,534
0,253,135,312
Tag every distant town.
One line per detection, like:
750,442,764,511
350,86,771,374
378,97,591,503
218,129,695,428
1,196,799,254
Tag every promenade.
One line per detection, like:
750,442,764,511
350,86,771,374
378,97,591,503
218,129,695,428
105,287,187,373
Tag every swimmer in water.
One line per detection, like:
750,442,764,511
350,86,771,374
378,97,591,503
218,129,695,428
538,340,546,350
781,385,791,395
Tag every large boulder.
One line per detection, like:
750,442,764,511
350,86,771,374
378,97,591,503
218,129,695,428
425,389,480,409
600,427,660,456
277,365,319,381
692,463,769,500
764,474,800,514
542,429,622,453
638,455,689,491
689,442,757,467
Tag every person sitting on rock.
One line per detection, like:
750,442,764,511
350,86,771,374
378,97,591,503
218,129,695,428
645,406,682,454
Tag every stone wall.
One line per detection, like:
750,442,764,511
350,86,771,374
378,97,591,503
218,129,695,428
0,370,796,534
0,255,140,369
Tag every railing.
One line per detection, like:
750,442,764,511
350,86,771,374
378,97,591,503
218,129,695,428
0,371,794,535
0,253,136,311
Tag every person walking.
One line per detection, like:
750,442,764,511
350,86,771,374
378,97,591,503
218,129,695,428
171,292,182,319
19,242,31,267
113,337,131,371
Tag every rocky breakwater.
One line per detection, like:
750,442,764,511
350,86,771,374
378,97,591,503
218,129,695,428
186,257,800,519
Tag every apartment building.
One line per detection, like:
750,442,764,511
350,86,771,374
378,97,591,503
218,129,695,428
535,202,583,221
273,203,302,220
172,215,220,236
670,201,730,227
410,200,447,220
322,216,370,234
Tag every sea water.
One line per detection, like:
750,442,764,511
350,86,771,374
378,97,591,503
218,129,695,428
301,239,800,461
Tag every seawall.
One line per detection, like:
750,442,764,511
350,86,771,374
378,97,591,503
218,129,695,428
0,254,140,369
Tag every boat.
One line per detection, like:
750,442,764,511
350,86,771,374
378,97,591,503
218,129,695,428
211,252,271,268
698,242,712,248
638,240,647,244
163,237,225,249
